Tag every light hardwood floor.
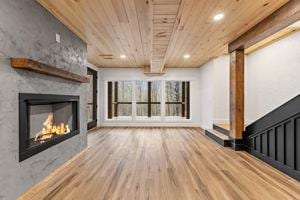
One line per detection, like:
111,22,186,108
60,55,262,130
19,128,300,200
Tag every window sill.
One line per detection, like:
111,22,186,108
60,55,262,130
135,116,162,121
107,117,133,121
105,116,191,123
165,116,191,121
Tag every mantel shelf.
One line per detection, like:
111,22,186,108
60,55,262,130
11,58,90,83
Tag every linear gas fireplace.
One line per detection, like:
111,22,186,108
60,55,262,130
19,93,79,161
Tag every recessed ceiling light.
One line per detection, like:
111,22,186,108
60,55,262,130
183,54,191,59
213,13,224,21
120,54,127,59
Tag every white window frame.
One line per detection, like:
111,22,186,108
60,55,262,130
104,79,192,122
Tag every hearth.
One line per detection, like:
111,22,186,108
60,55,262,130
19,93,79,161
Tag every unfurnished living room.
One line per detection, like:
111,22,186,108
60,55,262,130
0,0,300,199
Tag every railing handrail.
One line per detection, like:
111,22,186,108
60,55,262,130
245,94,300,137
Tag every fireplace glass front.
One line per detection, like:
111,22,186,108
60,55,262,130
19,94,79,161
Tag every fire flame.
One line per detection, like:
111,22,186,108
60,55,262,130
34,113,71,142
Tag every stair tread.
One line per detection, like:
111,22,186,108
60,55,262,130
215,124,230,131
213,124,230,136
215,123,247,130
207,129,230,140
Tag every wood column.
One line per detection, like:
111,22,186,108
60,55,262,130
230,50,245,146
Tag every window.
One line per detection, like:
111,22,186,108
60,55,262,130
165,81,190,119
135,81,161,117
107,81,132,119
135,81,148,117
107,80,190,120
151,81,161,117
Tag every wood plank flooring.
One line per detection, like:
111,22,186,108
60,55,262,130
19,128,300,200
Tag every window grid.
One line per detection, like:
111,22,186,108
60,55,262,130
107,81,189,120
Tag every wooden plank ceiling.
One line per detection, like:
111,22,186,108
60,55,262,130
37,0,289,73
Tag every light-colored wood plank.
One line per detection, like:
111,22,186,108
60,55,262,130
19,127,300,200
37,0,288,71
165,0,289,68
216,124,230,131
150,0,181,72
207,129,230,140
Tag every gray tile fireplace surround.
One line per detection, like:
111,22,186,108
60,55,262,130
0,0,88,199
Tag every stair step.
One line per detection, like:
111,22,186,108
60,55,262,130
205,129,231,147
213,124,230,136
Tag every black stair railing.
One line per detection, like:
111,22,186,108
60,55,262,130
244,94,300,180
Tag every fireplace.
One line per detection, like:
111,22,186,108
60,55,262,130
19,93,79,161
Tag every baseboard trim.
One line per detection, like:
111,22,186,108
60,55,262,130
97,125,203,129
246,148,300,181
99,123,201,128
230,139,245,151
87,126,102,133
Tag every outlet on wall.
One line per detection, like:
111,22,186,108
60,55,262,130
56,33,61,43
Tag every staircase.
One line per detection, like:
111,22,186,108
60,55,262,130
205,124,230,147
244,95,300,180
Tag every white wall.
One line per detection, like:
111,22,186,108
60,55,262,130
245,31,300,123
213,56,230,124
196,31,300,128
196,56,230,129
198,61,214,129
97,68,202,127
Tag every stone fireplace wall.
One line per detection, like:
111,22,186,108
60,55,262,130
0,0,87,199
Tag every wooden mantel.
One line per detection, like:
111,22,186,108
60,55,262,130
11,58,89,83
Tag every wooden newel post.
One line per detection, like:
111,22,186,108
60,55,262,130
230,50,245,150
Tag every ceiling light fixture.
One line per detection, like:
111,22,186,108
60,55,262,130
213,13,224,21
120,54,127,59
183,54,191,59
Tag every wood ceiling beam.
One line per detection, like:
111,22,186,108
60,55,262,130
149,0,182,73
229,0,300,52
245,26,300,54
143,65,165,75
